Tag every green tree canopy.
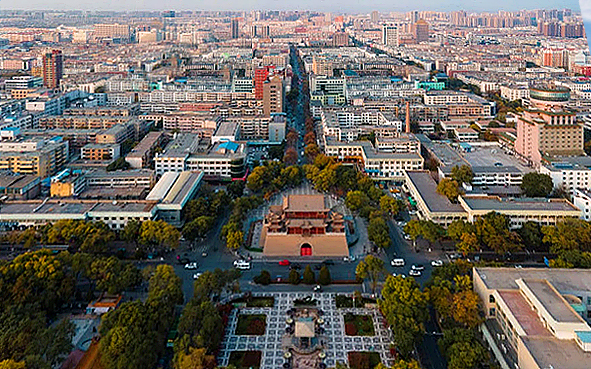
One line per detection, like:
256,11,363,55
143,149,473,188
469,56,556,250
520,172,553,197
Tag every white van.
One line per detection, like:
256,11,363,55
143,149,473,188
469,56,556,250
233,260,251,270
391,258,405,267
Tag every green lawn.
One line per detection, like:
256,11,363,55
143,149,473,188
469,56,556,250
235,314,267,335
228,351,262,369
344,314,375,336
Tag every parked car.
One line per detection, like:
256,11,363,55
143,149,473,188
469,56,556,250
279,259,291,266
409,269,422,277
184,262,198,270
404,234,412,241
193,273,202,280
313,285,322,292
343,256,350,262
431,260,444,267
391,258,405,267
411,264,425,271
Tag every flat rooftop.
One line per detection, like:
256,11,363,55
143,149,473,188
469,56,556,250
474,267,591,293
522,336,591,369
406,171,466,213
521,279,585,324
284,195,328,213
463,146,532,174
497,290,552,337
461,196,580,213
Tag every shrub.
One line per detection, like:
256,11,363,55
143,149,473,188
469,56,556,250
319,266,331,285
289,269,300,285
302,265,315,284
253,270,271,285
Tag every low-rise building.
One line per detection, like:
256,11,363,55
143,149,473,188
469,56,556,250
80,144,120,161
125,131,165,169
473,267,591,369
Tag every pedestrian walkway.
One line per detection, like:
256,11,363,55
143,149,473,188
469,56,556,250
217,292,395,368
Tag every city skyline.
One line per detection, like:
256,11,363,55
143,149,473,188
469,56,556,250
0,0,582,13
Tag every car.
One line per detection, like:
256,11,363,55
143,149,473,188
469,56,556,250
404,234,412,241
313,285,322,292
411,264,425,271
193,273,202,280
322,260,334,266
494,162,503,167
279,259,291,266
349,255,356,262
343,256,350,262
233,260,251,270
202,252,208,258
409,269,422,277
184,262,198,270
290,263,301,270
431,260,444,267
409,210,418,215
391,258,405,267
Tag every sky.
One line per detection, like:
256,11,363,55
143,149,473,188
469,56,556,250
0,0,583,13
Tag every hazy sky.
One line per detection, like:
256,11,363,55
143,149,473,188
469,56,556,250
0,0,583,13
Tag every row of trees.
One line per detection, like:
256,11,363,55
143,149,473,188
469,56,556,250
426,261,490,369
288,265,331,285
182,188,232,242
173,269,241,369
4,218,181,256
246,161,304,197
221,195,264,250
0,250,146,369
99,264,183,369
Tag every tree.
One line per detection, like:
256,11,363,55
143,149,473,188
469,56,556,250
106,157,130,171
456,232,479,256
404,220,445,244
304,143,321,161
122,219,141,246
475,212,522,254
368,215,391,249
174,347,214,369
254,270,271,285
520,172,553,197
355,255,385,293
183,216,215,241
379,276,428,358
451,290,481,329
436,178,461,203
226,230,243,250
450,165,474,185
283,147,298,165
318,266,331,285
518,221,545,252
380,195,401,216
302,265,315,284
345,191,370,212
375,360,421,369
139,220,180,252
147,264,183,306
542,218,591,254
447,220,475,241
226,180,245,198
440,329,488,369
0,361,25,369
90,257,142,294
288,269,300,285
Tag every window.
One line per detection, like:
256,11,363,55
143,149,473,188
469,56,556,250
489,295,495,303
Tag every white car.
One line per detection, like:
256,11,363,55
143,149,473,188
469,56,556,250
409,269,422,277
233,260,251,270
193,273,202,280
184,262,198,270
404,234,412,241
431,260,444,267
391,258,405,267
411,264,425,271
343,256,350,262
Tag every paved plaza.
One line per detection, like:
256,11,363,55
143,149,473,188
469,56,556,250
218,292,396,368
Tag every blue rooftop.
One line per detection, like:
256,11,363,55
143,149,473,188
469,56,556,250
218,141,239,152
576,331,591,343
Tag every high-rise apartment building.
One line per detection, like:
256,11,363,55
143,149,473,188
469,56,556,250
263,75,283,117
94,24,131,42
370,11,379,24
381,25,399,46
42,49,63,89
254,67,273,100
231,18,240,39
413,19,429,43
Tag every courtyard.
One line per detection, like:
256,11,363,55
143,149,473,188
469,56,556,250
218,292,395,368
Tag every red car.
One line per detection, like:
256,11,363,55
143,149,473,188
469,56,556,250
279,259,290,266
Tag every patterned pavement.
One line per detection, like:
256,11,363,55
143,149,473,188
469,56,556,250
218,292,395,368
